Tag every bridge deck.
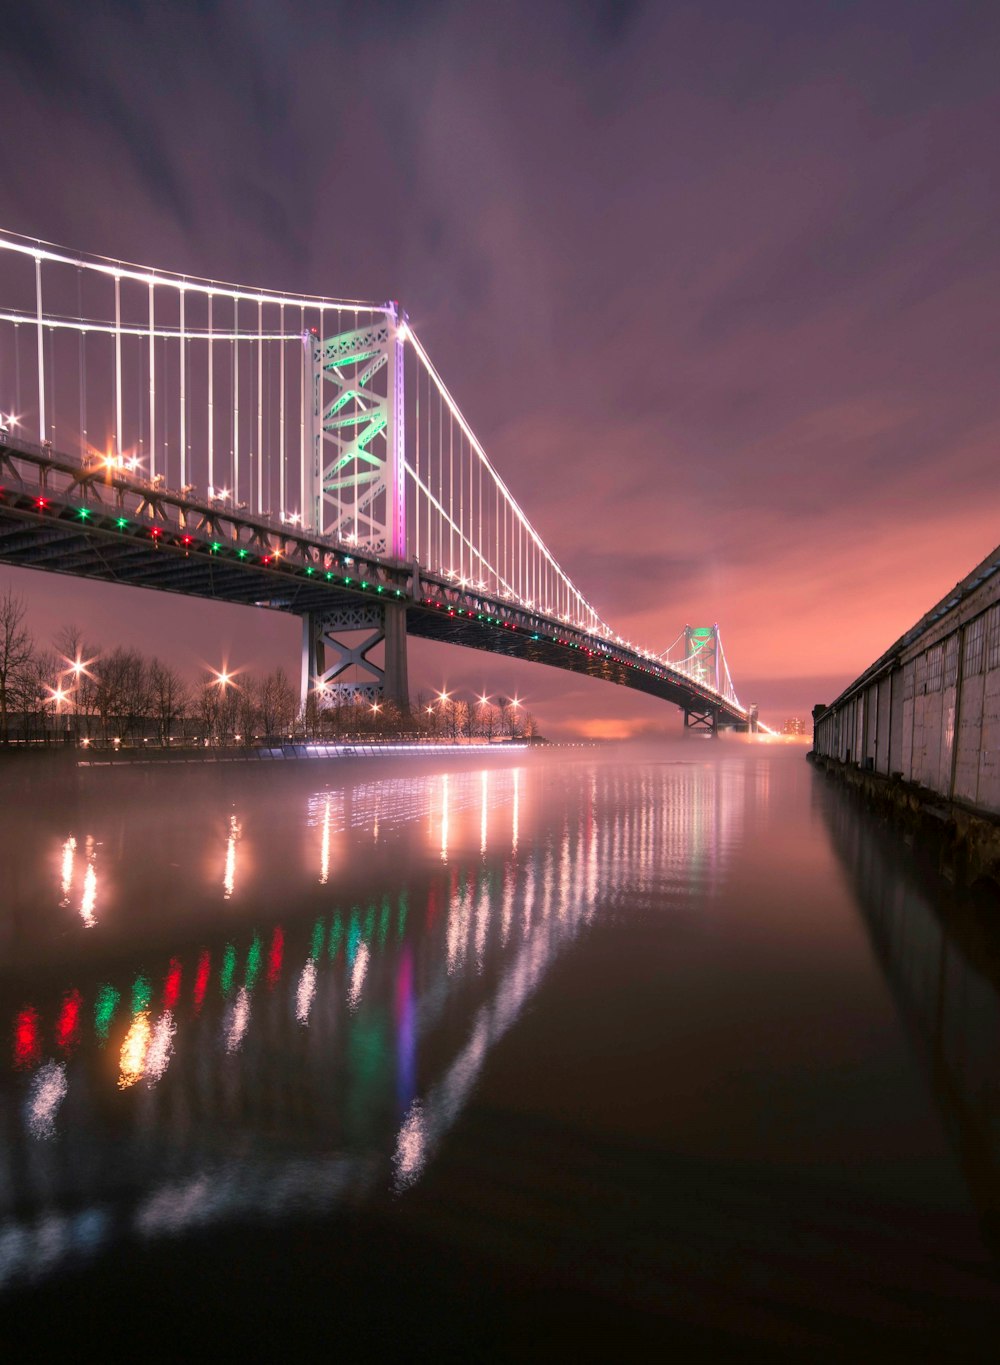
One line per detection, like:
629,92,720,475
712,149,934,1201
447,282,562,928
0,436,746,726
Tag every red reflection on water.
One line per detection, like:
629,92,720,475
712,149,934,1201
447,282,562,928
164,958,182,1009
193,950,211,1013
55,989,83,1053
425,883,440,928
14,1006,41,1069
267,926,284,989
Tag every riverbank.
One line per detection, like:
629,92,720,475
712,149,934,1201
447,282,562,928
808,751,1000,890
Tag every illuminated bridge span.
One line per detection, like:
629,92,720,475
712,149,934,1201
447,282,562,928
0,229,751,731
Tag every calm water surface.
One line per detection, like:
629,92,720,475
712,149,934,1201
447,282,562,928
1,742,998,1357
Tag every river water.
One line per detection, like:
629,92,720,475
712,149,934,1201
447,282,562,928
0,741,998,1356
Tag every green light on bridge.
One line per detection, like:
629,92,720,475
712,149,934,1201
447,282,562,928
237,549,248,560
211,542,222,553
116,517,128,529
77,507,91,520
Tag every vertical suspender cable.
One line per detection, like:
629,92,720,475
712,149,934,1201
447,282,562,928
114,272,122,459
48,327,55,447
148,282,156,481
448,403,454,572
478,443,483,586
279,304,286,518
207,292,214,493
415,354,421,565
35,256,45,444
233,297,240,503
179,286,187,490
79,328,87,460
77,272,85,459
299,305,305,519
257,299,263,516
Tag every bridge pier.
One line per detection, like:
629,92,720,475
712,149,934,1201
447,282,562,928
300,601,409,713
684,705,719,736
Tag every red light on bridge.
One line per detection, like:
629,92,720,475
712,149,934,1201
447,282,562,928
36,497,47,509
181,535,193,547
150,526,162,539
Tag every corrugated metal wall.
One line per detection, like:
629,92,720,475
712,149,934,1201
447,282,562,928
814,586,1000,815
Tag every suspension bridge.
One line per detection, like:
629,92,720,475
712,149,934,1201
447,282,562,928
0,229,754,733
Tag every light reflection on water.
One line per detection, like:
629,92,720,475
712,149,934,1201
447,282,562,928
0,746,997,1330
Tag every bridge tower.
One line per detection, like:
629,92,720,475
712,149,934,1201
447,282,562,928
682,624,720,734
299,305,409,711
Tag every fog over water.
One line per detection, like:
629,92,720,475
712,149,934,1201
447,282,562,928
1,740,998,1354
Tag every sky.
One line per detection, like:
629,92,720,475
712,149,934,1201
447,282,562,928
1,0,998,737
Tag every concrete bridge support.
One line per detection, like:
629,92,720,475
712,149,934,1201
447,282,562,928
300,601,409,712
684,705,719,736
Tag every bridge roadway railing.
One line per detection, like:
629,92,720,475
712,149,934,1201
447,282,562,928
0,435,747,727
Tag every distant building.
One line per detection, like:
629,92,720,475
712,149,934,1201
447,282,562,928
782,717,807,736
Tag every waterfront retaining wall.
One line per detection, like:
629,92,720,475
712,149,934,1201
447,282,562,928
813,543,1000,815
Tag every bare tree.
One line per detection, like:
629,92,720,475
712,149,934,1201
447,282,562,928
0,589,34,742
197,679,221,744
15,648,59,740
92,647,152,743
235,674,261,744
259,666,297,738
150,658,189,744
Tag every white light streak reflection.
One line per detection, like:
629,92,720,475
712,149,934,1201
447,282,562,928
225,989,250,1054
474,878,491,973
446,880,472,976
440,774,450,863
26,1062,68,1140
512,768,520,853
348,942,369,1011
393,832,598,1193
320,797,331,885
393,1101,426,1188
145,1012,176,1084
480,770,488,855
501,866,515,946
59,836,76,908
296,960,317,1025
80,861,97,928
223,814,241,899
